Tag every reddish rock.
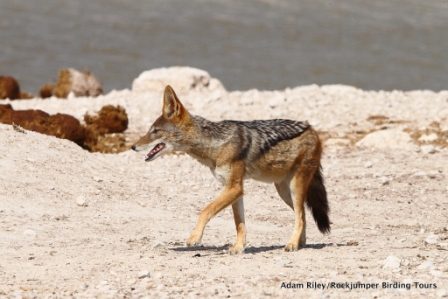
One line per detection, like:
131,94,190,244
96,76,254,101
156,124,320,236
84,105,128,134
0,105,86,147
40,84,55,98
0,76,20,100
53,68,103,98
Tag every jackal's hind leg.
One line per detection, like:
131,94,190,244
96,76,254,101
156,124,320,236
229,196,246,254
284,166,315,252
275,180,306,249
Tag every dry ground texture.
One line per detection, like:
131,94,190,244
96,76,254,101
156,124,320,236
0,68,447,298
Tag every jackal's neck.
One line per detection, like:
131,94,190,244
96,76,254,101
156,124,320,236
184,115,228,167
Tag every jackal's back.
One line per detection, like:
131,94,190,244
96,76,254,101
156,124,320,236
192,116,310,161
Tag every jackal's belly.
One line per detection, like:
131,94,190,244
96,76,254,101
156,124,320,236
244,159,295,183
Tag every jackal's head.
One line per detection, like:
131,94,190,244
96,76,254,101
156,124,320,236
131,85,191,162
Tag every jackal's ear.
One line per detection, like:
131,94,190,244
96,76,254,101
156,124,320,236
163,85,187,121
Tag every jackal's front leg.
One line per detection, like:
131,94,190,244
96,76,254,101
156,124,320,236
229,196,246,254
186,161,244,249
186,185,243,247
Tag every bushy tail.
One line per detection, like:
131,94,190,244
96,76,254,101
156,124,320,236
306,166,330,234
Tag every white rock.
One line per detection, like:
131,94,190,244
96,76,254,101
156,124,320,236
76,196,87,207
425,234,441,244
437,289,448,297
132,67,226,95
277,259,292,266
138,270,150,279
93,176,103,182
378,176,391,185
153,241,164,249
421,145,435,155
356,130,418,151
383,255,401,269
364,161,373,168
417,260,433,270
24,229,36,237
413,171,427,177
418,133,438,142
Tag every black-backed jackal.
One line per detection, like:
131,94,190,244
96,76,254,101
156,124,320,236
132,86,330,254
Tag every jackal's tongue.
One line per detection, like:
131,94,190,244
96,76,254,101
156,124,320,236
145,143,165,161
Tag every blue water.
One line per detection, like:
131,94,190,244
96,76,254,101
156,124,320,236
0,0,447,93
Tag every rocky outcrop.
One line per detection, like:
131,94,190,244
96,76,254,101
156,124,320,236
0,104,86,146
0,76,20,100
356,129,418,151
132,67,226,95
51,68,103,98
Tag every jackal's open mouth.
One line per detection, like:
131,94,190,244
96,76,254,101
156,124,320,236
145,143,165,161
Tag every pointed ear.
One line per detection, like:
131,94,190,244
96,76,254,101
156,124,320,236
163,85,187,120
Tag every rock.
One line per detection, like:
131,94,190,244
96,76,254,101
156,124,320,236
378,176,391,185
93,176,103,182
24,229,36,237
153,241,164,249
382,255,401,269
356,130,418,151
84,105,128,134
132,67,226,95
325,138,351,147
417,260,433,270
425,234,441,244
53,68,103,98
0,105,87,146
276,258,292,266
421,145,435,155
39,84,55,98
76,196,87,207
0,76,20,100
437,289,448,297
364,161,373,168
413,171,427,177
418,133,438,142
138,270,150,279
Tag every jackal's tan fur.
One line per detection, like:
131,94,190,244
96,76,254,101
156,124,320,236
132,86,330,254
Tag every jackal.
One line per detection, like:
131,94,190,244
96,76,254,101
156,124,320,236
132,85,330,254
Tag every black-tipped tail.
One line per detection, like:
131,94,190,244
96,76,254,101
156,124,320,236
306,166,330,234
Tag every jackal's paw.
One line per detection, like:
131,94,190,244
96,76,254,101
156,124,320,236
284,243,299,252
228,244,245,255
186,234,202,247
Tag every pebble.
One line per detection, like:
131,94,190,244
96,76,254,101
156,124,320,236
421,145,436,155
93,176,103,182
153,241,164,249
425,234,441,244
76,196,87,207
383,256,401,269
418,133,438,142
413,171,426,177
277,259,292,266
417,260,434,271
437,289,448,298
138,270,150,279
364,161,373,168
378,176,391,185
23,229,36,237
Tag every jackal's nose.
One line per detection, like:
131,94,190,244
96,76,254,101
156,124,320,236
131,145,136,151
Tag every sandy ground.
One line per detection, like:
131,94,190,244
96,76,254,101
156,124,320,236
0,76,448,298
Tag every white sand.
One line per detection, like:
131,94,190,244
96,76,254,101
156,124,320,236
0,69,447,298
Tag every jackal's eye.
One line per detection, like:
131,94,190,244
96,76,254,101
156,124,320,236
152,128,159,134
